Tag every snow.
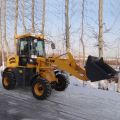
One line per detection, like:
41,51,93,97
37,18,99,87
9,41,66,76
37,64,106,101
0,73,120,120
0,66,3,71
0,66,5,71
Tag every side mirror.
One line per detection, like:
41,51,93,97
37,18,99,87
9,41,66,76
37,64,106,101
51,42,56,49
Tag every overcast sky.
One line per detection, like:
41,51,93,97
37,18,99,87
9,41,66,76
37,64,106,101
4,0,120,58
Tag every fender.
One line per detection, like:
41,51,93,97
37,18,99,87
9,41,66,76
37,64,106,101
31,73,41,85
2,67,14,77
54,70,61,76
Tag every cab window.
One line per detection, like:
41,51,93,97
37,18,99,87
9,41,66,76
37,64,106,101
19,39,29,56
31,39,45,57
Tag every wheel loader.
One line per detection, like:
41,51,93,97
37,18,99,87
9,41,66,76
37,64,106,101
1,33,117,100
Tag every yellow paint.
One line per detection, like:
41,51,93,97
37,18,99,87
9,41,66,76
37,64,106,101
34,82,44,96
3,77,9,87
6,34,89,84
48,52,88,81
36,57,57,82
36,52,88,82
27,64,36,68
7,55,19,68
40,70,57,82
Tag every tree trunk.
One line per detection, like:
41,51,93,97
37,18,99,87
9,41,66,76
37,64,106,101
98,0,107,89
3,0,9,56
98,0,103,57
65,0,70,51
0,0,2,51
117,69,120,92
32,0,35,32
22,0,26,33
80,0,85,65
41,0,46,34
0,0,5,69
14,0,18,52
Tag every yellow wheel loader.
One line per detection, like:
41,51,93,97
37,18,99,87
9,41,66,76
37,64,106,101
1,33,117,100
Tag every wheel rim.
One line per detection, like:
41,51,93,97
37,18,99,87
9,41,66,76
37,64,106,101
34,82,44,96
57,78,64,87
3,77,9,87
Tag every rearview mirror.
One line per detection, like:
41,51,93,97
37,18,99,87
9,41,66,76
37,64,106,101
51,42,55,49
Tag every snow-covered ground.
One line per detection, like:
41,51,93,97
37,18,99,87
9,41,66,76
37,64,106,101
1,74,120,120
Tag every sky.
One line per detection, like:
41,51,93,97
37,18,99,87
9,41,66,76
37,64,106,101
44,0,120,58
3,0,120,58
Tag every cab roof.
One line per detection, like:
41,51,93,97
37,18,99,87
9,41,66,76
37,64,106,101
15,33,44,40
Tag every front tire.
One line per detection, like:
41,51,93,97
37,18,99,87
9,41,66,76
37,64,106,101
54,74,69,91
32,78,52,100
2,71,16,90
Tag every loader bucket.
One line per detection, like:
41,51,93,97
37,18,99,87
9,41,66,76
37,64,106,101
85,56,117,82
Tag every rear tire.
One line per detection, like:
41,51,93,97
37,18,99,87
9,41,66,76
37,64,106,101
32,78,51,100
2,71,16,90
54,74,69,91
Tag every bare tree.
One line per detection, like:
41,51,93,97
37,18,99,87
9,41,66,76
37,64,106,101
97,0,109,90
98,0,107,90
0,0,2,63
117,41,120,92
80,0,85,65
3,0,9,56
0,0,5,68
41,0,46,34
0,0,2,51
65,0,70,51
98,0,103,58
117,72,120,92
22,0,26,33
14,0,18,52
32,0,35,32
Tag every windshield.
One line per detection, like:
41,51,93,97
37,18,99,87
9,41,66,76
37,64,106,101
31,39,45,57
18,37,45,57
19,39,29,56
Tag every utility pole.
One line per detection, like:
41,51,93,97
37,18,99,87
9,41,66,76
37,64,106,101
14,0,18,52
22,0,26,33
65,0,70,51
32,0,35,33
80,0,85,65
41,0,46,35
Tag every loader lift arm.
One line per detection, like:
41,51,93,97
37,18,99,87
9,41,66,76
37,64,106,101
49,52,88,81
48,51,117,82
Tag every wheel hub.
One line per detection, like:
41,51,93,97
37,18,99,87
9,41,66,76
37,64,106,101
3,77,9,87
34,82,44,96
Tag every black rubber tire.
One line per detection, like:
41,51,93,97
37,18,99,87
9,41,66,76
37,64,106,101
32,78,52,100
2,71,16,90
54,74,69,91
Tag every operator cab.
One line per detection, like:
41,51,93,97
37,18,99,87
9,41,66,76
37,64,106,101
16,34,45,66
